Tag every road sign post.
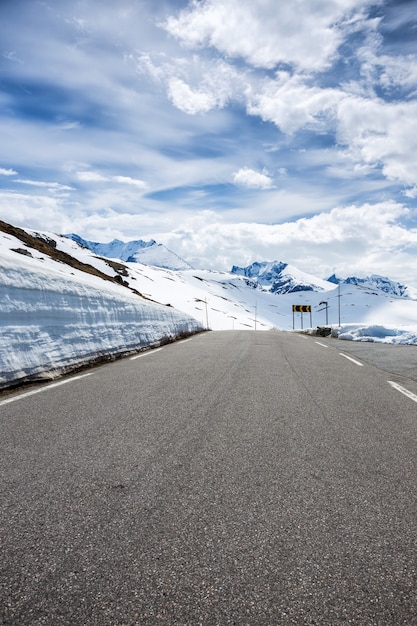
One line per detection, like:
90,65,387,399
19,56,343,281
292,304,312,329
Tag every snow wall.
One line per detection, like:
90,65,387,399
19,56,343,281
0,259,203,388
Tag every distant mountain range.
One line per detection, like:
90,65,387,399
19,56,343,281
66,234,193,271
64,234,415,300
64,233,417,298
231,260,413,299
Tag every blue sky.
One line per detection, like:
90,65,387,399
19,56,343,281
1,0,417,284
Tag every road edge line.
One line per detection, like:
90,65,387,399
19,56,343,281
0,373,94,407
130,347,163,360
388,380,417,404
339,353,364,367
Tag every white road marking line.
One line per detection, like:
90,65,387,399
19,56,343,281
0,373,94,407
339,353,364,367
315,341,328,348
388,381,417,404
130,347,163,360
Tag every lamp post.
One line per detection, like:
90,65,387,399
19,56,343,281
204,298,208,330
195,298,209,329
319,301,328,325
338,282,341,327
229,315,237,329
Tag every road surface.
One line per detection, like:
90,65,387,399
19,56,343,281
1,331,417,624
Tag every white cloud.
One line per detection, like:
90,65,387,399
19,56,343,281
354,34,417,95
76,171,108,182
403,186,417,199
134,52,168,83
379,54,417,93
0,191,75,232
0,168,17,176
247,71,343,134
57,120,81,131
337,97,417,186
168,77,220,115
163,0,378,72
233,167,273,189
76,171,148,188
1,51,23,63
14,179,73,191
136,52,241,115
113,175,147,188
157,202,417,285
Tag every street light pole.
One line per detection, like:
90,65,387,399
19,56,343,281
195,298,209,330
204,298,209,330
319,301,328,325
338,282,341,327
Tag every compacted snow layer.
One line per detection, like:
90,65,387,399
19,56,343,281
0,242,202,388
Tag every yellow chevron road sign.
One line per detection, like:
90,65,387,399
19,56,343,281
292,305,311,313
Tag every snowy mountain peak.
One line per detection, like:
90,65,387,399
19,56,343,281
65,234,193,271
327,274,340,285
231,261,288,280
66,234,155,258
231,260,334,294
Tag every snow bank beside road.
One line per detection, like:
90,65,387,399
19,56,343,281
0,245,202,388
335,324,417,344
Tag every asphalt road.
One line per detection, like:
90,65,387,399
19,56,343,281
309,333,417,381
1,330,417,625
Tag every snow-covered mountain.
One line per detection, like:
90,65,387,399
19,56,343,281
327,273,411,298
63,236,414,300
66,234,193,271
232,261,416,299
231,261,335,294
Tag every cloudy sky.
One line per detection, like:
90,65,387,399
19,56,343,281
1,0,417,283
